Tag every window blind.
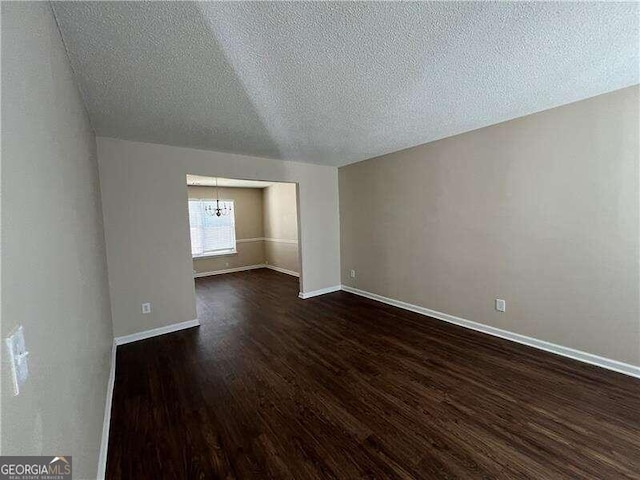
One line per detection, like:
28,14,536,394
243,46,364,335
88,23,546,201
188,199,236,256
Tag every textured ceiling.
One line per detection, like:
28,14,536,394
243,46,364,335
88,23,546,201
186,175,275,188
53,1,639,166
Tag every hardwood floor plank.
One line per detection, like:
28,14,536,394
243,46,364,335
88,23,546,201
106,269,640,479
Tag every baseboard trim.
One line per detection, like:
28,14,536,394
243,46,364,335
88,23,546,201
265,265,300,277
114,319,201,346
194,264,265,278
341,285,640,379
299,285,342,299
97,342,116,479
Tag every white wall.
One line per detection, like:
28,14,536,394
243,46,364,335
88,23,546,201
97,138,340,337
1,3,113,478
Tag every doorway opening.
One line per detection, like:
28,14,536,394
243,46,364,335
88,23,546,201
186,174,301,290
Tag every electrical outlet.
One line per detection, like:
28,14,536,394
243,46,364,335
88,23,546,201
350,269,356,278
495,299,506,312
142,302,151,314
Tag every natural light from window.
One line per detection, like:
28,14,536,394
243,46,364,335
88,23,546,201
188,199,236,257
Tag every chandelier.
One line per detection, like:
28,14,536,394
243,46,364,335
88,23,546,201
204,178,232,217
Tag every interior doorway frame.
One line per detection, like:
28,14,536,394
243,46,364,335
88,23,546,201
184,173,304,294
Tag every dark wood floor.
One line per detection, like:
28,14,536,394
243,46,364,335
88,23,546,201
107,269,640,479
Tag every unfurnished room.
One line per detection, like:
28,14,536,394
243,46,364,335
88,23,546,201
1,2,639,479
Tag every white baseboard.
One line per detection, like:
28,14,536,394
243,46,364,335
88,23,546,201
114,319,200,346
97,342,117,479
299,285,342,299
194,264,265,278
341,285,640,379
195,264,300,278
265,264,300,277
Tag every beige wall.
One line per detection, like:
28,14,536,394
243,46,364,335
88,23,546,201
264,242,299,274
188,186,264,239
263,183,300,273
188,186,265,274
1,3,113,477
340,86,639,365
98,138,340,337
263,183,298,240
194,242,265,274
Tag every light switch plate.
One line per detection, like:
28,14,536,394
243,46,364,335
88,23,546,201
495,299,506,312
5,325,29,396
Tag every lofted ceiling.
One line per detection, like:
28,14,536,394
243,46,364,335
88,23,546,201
53,1,639,167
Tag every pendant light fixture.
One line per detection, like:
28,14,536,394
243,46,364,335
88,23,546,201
204,177,231,217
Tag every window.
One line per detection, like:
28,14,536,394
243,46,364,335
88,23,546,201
188,199,236,257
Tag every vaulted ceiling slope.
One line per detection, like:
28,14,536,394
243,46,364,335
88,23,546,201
53,1,638,167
